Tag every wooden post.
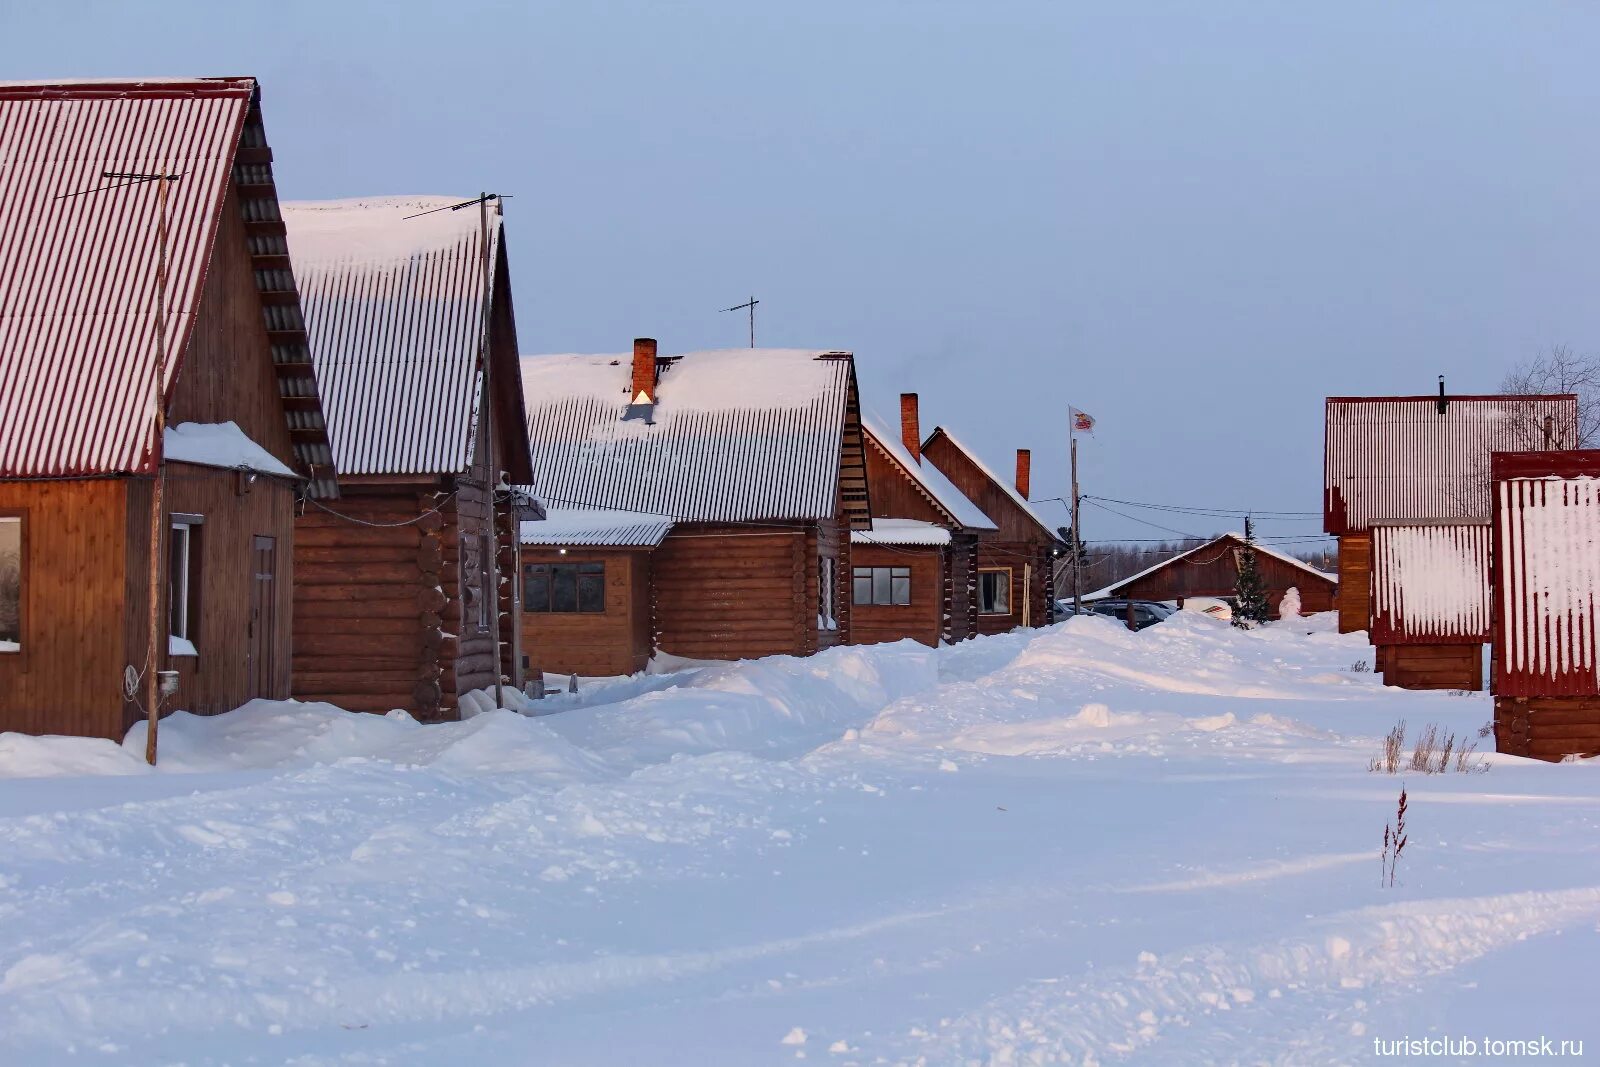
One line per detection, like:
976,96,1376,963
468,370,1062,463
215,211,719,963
1070,432,1082,614
475,194,504,711
144,172,174,765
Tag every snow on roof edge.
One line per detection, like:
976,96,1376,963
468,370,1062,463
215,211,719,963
928,426,1058,539
859,414,995,531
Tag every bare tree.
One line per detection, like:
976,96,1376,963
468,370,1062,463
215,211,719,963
1500,343,1599,447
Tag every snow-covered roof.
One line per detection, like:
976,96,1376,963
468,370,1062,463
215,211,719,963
284,196,504,477
860,415,995,531
520,349,855,523
520,508,674,548
927,427,1059,541
163,422,298,479
1324,395,1578,534
1088,532,1336,601
1370,520,1489,644
851,518,952,546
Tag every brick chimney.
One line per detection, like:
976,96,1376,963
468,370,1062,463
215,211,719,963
899,393,921,462
1015,448,1031,499
631,337,658,404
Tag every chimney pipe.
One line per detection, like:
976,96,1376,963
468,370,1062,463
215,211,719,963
631,338,658,405
900,393,921,462
1015,448,1032,499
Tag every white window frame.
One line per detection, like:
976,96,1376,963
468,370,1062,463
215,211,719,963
169,514,203,655
819,556,838,630
978,567,1012,616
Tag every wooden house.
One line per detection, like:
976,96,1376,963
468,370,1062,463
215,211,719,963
1088,532,1337,621
850,394,996,647
1490,450,1600,760
0,78,337,739
518,339,869,673
920,427,1062,634
1324,393,1577,633
282,197,534,720
1369,520,1489,690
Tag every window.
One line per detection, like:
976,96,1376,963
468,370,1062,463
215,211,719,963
978,568,1012,615
524,561,605,613
169,516,202,655
819,557,838,630
852,566,911,606
0,513,22,653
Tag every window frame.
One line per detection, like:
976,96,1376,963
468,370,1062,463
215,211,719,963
852,565,912,607
977,567,1013,616
819,555,838,630
169,514,203,655
0,509,25,659
523,560,607,614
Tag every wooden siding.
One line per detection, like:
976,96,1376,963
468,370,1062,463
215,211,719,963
848,543,943,648
653,523,819,661
1115,535,1337,619
520,549,652,677
149,464,296,717
974,541,1053,636
1377,643,1483,691
923,434,1046,544
0,479,128,739
1336,534,1372,633
1494,696,1600,762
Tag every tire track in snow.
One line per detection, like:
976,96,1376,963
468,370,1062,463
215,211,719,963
885,884,1600,1065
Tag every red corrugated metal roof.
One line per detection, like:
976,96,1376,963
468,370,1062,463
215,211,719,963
0,78,252,477
1491,450,1600,697
1324,395,1578,535
1370,520,1490,645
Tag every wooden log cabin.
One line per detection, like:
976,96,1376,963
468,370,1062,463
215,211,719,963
1368,520,1489,691
1324,392,1577,634
920,427,1062,635
283,196,535,720
518,340,870,673
1088,532,1337,621
1490,450,1600,760
0,78,337,740
849,394,995,647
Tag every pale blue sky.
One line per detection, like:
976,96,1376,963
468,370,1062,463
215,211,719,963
5,1,1597,544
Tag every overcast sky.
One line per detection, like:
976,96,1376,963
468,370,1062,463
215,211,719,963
6,1,1597,545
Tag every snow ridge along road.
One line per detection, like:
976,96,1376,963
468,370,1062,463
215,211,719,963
1,613,1597,1065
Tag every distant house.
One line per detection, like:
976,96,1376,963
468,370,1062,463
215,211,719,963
1324,394,1577,633
518,340,870,673
1490,450,1600,760
0,78,337,739
920,429,1062,634
283,196,534,720
1088,532,1337,620
1369,520,1489,691
850,394,996,647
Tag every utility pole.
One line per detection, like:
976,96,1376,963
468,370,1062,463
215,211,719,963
1070,432,1082,615
722,295,758,347
58,168,182,764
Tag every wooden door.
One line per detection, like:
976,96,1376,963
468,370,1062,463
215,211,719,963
248,535,277,699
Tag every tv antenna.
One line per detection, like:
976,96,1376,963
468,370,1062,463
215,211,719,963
722,295,758,348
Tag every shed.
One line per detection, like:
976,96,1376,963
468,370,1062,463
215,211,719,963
1490,450,1600,760
0,78,336,740
1324,394,1577,632
850,394,995,648
921,428,1063,634
283,196,534,720
1369,520,1489,690
518,339,870,673
1090,532,1337,620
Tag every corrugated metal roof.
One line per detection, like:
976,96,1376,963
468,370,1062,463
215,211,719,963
1370,520,1490,645
1492,450,1600,697
520,349,855,522
1324,395,1578,535
860,415,995,531
520,508,673,547
0,78,249,477
284,196,500,476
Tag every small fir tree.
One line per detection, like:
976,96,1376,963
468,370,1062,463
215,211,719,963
1233,518,1272,628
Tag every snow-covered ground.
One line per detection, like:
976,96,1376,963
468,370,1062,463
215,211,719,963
2,614,1597,1065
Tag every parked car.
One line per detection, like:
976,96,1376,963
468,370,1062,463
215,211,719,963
1181,597,1234,622
1086,599,1172,630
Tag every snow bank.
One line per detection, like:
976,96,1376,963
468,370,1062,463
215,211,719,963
0,733,147,778
163,421,297,478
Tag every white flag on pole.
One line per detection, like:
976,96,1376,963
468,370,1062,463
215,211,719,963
1070,407,1096,434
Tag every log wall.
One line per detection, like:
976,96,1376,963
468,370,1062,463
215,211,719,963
0,479,129,739
1376,642,1483,691
1495,695,1600,762
1336,533,1372,633
653,523,820,661
519,548,652,677
975,540,1052,636
847,543,943,648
